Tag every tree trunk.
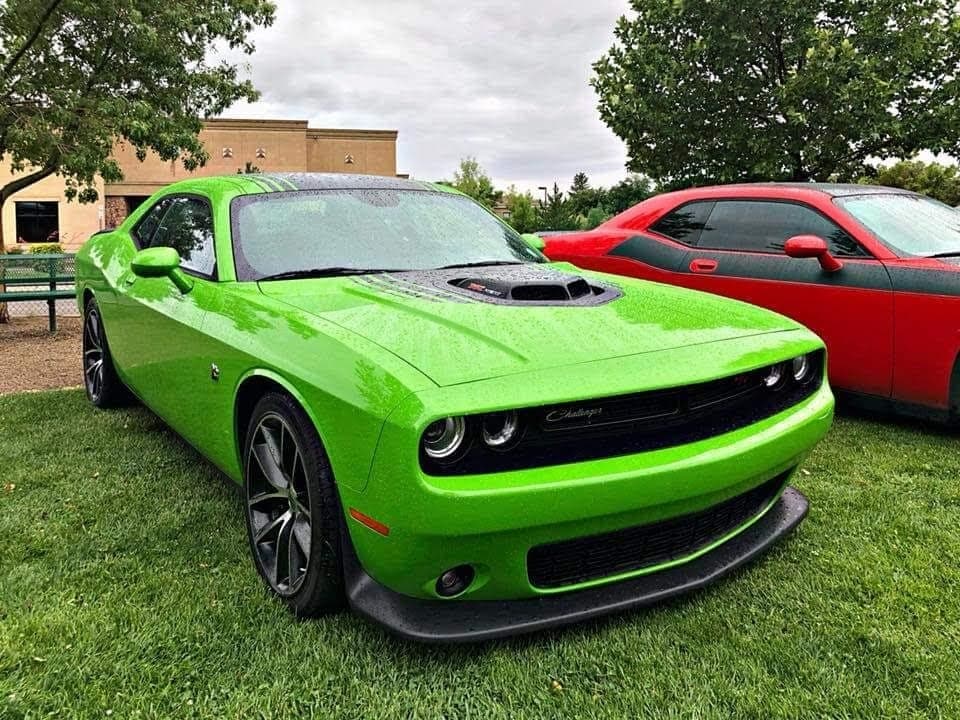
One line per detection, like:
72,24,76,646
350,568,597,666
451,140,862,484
0,197,8,324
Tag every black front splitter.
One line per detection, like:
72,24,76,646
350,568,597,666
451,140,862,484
343,487,809,643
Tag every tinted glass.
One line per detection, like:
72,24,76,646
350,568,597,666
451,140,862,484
14,201,58,243
133,199,170,246
651,201,715,245
837,194,960,257
150,197,216,276
697,201,866,256
231,189,544,281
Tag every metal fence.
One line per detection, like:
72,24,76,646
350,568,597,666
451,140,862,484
0,253,78,329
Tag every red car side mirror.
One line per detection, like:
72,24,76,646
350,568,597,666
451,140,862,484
784,235,844,273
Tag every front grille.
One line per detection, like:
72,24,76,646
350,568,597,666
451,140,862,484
527,470,791,589
421,351,824,476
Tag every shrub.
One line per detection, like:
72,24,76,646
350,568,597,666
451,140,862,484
29,242,65,255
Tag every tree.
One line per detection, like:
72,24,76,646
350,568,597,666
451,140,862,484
570,172,590,194
582,206,611,230
539,182,577,231
861,160,960,207
0,0,276,320
567,171,606,218
504,185,539,233
452,157,497,207
605,174,654,214
592,1,960,188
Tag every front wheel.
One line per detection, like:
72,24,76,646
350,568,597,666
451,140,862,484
243,392,345,617
82,299,129,408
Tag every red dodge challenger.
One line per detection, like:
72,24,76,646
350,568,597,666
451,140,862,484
544,183,960,423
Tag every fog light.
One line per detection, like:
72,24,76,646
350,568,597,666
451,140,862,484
481,411,520,450
792,354,815,384
763,363,786,390
423,417,466,460
435,565,475,597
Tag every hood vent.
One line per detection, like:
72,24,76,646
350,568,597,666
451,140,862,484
451,275,602,303
355,265,622,307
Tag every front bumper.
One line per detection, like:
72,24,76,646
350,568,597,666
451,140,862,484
345,487,808,643
342,379,832,600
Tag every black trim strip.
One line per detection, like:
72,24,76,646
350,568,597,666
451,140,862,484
609,235,894,292
887,266,960,297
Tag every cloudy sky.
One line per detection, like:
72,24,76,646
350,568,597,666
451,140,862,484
220,0,634,194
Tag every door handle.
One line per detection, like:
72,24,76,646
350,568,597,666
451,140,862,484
689,258,718,274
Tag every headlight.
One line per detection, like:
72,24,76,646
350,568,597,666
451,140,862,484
422,416,466,460
763,363,786,390
792,354,814,384
481,411,520,450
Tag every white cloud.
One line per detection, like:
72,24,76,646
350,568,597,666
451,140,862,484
219,0,633,193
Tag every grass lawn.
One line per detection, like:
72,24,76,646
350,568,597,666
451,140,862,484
1,389,958,719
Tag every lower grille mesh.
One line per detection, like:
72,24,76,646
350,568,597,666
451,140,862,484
527,470,791,589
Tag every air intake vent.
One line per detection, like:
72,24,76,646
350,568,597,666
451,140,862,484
370,265,623,307
450,275,607,304
510,285,569,301
567,279,591,299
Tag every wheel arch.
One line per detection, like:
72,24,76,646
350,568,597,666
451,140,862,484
950,350,960,422
233,369,331,471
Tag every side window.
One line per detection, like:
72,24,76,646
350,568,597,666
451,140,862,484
132,199,170,248
697,200,868,257
650,201,715,246
149,196,217,277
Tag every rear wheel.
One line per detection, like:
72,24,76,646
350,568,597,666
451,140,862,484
82,299,129,408
243,392,345,616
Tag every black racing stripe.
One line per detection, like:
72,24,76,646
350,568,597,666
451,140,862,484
887,266,960,296
685,250,893,291
261,174,298,191
608,235,689,272
609,235,892,291
245,176,279,193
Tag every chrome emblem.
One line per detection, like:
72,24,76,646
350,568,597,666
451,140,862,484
545,407,603,423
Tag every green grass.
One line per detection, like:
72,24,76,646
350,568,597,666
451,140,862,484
1,389,958,719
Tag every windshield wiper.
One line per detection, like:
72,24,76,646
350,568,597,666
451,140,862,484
927,252,960,259
434,260,527,270
258,267,406,281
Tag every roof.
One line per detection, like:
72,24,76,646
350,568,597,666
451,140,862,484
734,182,915,197
233,172,435,193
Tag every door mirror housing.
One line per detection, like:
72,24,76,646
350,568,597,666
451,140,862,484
520,233,545,252
784,235,844,273
131,246,193,293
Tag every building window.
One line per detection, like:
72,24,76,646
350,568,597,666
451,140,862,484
15,201,59,244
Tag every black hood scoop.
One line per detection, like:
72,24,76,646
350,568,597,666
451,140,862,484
355,265,622,306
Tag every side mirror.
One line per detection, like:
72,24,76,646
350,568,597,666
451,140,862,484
520,232,545,252
784,235,843,273
131,246,193,293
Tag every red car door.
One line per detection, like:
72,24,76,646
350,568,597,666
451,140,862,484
649,198,895,399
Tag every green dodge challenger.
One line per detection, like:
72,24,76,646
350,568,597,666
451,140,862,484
76,173,834,641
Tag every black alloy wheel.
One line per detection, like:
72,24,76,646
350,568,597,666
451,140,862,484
82,300,128,408
243,393,345,616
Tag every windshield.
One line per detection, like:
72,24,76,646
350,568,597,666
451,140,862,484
230,188,544,280
837,193,960,257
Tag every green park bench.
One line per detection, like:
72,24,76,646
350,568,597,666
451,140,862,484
0,253,77,332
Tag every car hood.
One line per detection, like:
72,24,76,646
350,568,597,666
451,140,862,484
258,264,803,386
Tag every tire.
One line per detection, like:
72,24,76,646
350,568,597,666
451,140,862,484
243,392,345,617
82,298,130,408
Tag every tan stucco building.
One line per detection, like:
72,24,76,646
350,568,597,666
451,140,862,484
1,119,399,251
